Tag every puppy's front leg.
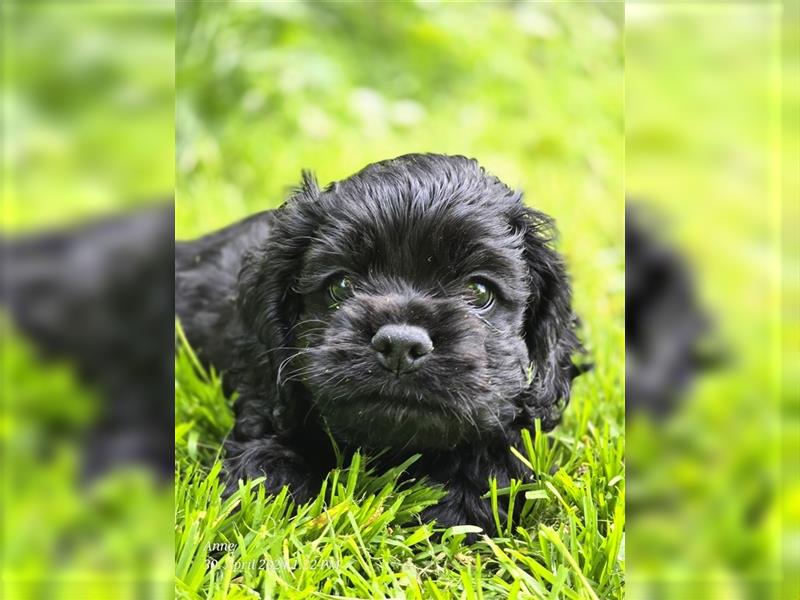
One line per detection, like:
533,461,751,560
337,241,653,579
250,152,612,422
422,484,508,538
223,436,320,503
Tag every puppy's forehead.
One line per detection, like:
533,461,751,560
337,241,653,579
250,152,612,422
307,169,526,285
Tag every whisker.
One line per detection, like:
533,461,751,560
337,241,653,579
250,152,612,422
276,349,312,385
261,345,313,355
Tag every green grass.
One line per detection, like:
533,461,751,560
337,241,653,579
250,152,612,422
175,318,624,599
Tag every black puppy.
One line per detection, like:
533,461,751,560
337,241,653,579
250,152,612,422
2,204,175,478
625,202,723,417
176,154,585,533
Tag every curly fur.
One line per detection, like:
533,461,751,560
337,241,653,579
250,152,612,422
176,153,585,534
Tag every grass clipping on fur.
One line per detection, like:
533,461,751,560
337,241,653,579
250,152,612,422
175,325,624,599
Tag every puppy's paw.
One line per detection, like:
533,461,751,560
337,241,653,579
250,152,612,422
422,485,505,540
223,437,319,503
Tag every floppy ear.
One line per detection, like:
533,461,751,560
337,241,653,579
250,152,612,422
232,172,322,439
513,205,584,432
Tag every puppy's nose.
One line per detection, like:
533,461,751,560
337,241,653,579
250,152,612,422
370,324,433,374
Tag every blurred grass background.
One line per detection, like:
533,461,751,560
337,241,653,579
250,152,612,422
176,2,624,597
2,3,174,599
2,3,174,231
176,2,623,252
626,4,797,599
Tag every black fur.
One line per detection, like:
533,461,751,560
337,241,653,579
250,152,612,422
2,204,175,478
625,202,724,417
176,154,585,534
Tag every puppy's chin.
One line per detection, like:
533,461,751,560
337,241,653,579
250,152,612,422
315,393,472,451
306,383,515,452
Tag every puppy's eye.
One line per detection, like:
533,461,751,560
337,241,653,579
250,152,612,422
466,280,494,311
327,275,354,305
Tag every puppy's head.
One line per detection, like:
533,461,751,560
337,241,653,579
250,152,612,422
239,154,581,450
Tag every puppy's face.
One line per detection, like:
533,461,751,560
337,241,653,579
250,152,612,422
294,194,531,451
239,155,580,451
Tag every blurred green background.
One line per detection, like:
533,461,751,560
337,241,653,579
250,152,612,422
2,3,174,231
176,2,623,251
626,3,797,599
2,3,173,599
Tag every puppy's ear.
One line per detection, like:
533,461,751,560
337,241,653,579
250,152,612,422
512,205,583,432
233,171,322,438
238,171,320,340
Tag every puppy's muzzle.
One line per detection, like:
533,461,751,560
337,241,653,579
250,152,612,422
370,324,433,375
